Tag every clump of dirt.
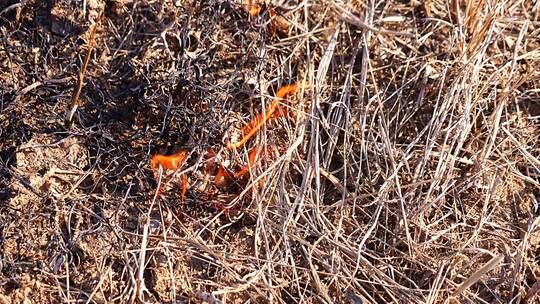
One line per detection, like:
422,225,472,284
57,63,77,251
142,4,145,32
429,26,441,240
11,134,89,203
50,0,103,36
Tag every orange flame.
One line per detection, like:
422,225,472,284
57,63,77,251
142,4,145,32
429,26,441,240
150,83,302,211
150,150,188,171
227,83,298,150
245,0,263,16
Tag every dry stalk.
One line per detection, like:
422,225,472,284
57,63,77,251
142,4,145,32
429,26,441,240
451,254,504,298
65,23,97,127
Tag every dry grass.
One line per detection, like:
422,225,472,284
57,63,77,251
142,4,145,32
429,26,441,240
1,0,539,303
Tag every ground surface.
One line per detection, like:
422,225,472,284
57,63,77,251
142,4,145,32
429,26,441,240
1,0,540,303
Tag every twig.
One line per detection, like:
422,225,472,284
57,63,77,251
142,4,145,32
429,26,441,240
332,2,415,38
65,23,98,127
451,254,504,298
0,1,24,17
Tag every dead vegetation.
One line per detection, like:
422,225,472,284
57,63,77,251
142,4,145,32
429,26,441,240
0,0,539,303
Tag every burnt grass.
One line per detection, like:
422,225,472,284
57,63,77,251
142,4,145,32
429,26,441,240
1,0,540,303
